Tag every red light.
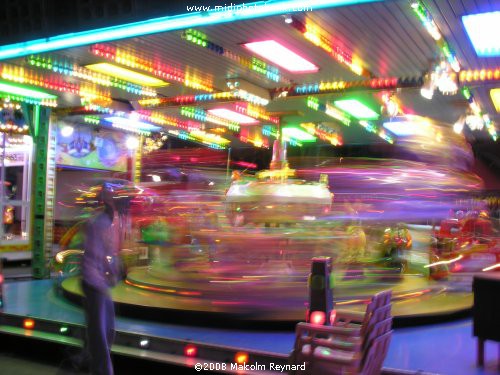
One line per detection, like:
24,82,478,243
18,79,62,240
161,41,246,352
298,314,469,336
23,319,35,329
0,274,4,283
235,352,249,364
310,311,326,325
453,263,463,272
184,344,198,357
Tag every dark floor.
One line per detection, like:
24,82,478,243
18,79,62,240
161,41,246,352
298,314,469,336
0,335,207,375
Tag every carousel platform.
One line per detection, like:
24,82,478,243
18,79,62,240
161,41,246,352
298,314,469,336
59,268,473,327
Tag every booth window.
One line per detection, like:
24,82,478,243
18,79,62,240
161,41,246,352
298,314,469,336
0,132,33,247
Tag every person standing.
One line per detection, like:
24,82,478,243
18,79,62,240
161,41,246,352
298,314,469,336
81,182,127,375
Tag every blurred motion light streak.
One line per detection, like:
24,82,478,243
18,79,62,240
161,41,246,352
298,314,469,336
482,263,500,272
104,116,161,134
424,255,463,268
383,120,428,137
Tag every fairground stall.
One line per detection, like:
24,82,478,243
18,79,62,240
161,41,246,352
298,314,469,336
0,0,499,373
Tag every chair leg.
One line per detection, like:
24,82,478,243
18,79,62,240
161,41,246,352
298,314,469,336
477,338,484,367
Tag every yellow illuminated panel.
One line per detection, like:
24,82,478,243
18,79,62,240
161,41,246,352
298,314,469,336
490,88,500,112
86,63,169,87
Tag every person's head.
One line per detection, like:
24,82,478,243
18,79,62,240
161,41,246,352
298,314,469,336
99,181,132,217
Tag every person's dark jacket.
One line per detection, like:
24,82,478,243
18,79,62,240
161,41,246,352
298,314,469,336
82,211,119,293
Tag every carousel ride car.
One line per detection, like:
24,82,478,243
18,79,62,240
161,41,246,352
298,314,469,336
54,137,485,324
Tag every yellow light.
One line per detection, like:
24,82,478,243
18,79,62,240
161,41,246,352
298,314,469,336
424,254,463,268
86,63,169,87
300,122,316,133
235,352,249,364
23,319,35,329
483,263,500,272
256,168,296,179
253,139,263,148
350,60,364,76
490,88,500,112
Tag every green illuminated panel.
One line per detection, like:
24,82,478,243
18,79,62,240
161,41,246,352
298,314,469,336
333,99,379,120
282,126,316,142
0,81,57,100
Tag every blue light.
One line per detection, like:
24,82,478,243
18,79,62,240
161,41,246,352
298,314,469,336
104,116,161,132
383,121,422,137
0,0,381,60
462,12,500,57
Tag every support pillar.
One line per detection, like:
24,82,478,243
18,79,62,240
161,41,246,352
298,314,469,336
27,105,55,279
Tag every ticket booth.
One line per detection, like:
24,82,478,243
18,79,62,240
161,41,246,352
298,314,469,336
0,103,33,260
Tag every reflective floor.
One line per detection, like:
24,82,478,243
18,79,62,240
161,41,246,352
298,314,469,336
2,280,499,374
386,319,499,375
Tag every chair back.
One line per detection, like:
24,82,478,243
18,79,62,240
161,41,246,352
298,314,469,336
370,289,392,310
294,322,360,354
371,304,392,324
362,317,392,353
361,330,393,375
363,289,392,323
360,303,392,338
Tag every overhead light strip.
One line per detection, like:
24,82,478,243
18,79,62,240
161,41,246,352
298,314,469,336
288,17,370,77
182,29,286,83
0,63,111,104
0,0,382,60
243,40,318,73
0,80,57,99
90,44,213,92
462,12,500,57
333,99,379,120
208,108,259,124
307,96,393,143
180,106,240,131
459,68,500,83
86,63,168,87
27,55,157,96
411,1,460,72
282,126,317,142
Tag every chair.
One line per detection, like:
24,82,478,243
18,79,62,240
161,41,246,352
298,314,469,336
293,305,392,359
291,317,393,375
326,290,392,345
332,289,392,331
290,290,393,375
361,331,393,375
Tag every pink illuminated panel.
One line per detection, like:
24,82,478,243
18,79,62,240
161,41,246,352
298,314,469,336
208,108,259,124
244,40,319,73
